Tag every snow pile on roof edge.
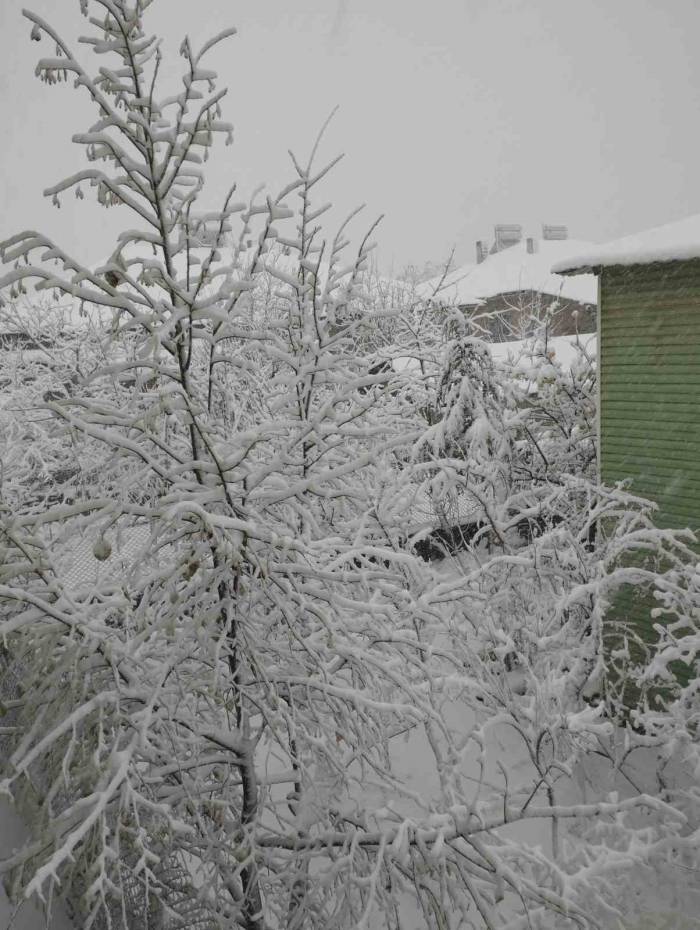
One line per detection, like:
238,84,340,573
553,213,700,275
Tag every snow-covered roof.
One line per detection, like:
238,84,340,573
420,238,598,306
552,213,700,275
491,332,596,373
417,263,478,303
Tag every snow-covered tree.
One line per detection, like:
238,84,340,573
0,4,698,930
0,4,441,926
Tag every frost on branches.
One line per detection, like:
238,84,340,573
0,3,698,929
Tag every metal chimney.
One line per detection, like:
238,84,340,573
476,240,487,264
526,237,536,254
542,224,568,241
494,224,522,252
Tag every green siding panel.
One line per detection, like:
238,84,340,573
600,264,700,535
600,263,700,689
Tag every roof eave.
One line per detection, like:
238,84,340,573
551,263,600,277
556,255,700,276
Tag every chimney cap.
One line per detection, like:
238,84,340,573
542,224,568,241
494,224,523,252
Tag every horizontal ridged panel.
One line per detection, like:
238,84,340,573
603,259,700,289
601,343,700,354
603,313,700,326
601,422,700,435
601,380,700,391
600,462,700,485
601,402,700,416
600,265,700,537
607,488,700,515
600,373,700,385
603,304,700,319
600,363,700,374
602,448,700,469
601,426,700,441
599,264,700,684
605,590,694,686
601,350,700,364
601,423,700,440
605,314,700,325
603,357,700,367
601,467,700,497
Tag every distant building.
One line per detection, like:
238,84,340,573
424,225,598,342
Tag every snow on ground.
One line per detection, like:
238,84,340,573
491,331,596,380
491,330,596,366
419,238,598,306
388,670,698,926
375,547,698,928
552,212,700,274
2,534,697,928
393,332,596,378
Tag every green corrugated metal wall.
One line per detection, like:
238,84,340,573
601,261,700,531
600,261,700,686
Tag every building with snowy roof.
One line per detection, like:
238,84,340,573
423,225,598,342
555,213,700,687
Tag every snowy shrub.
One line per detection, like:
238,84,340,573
406,328,699,924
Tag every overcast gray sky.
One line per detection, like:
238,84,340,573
1,0,699,275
